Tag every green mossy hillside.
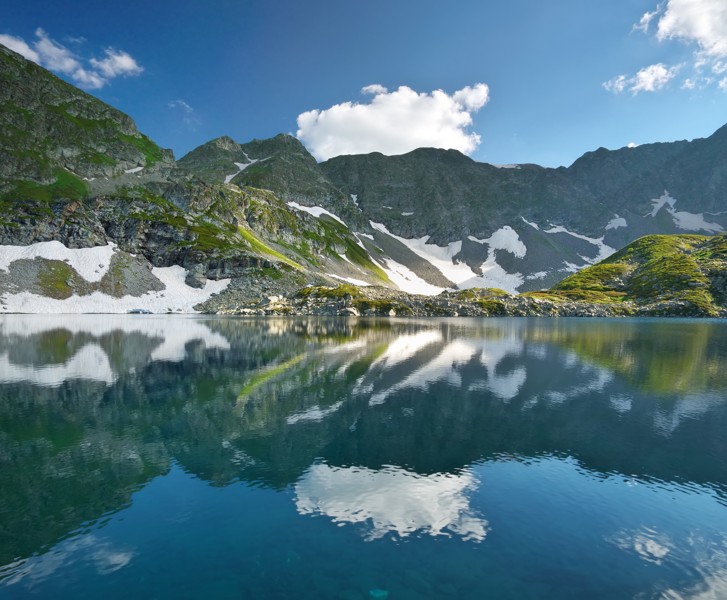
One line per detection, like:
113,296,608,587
550,234,727,316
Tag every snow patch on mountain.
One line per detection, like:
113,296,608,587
1,266,229,314
288,202,346,225
328,273,371,286
371,221,525,293
647,191,723,233
374,256,445,295
544,225,615,263
650,191,676,217
469,226,526,258
671,210,723,233
521,217,540,230
606,215,627,230
224,152,266,184
0,241,117,282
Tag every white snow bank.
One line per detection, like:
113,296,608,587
124,166,143,174
468,226,526,258
224,152,268,184
0,266,229,314
328,273,371,287
371,221,525,293
544,225,615,264
671,210,723,233
605,215,627,230
373,256,445,296
647,191,723,233
650,191,676,217
288,202,346,226
521,217,540,230
0,241,117,283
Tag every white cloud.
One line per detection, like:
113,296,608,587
296,83,490,161
719,77,727,90
603,74,628,93
71,67,106,90
33,28,80,74
632,62,681,92
633,7,662,33
603,63,679,94
168,99,193,113
89,48,143,78
609,1,727,94
168,99,199,130
361,83,388,95
0,33,40,62
656,0,727,58
0,28,142,89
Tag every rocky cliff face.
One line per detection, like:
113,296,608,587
180,119,727,294
0,45,175,197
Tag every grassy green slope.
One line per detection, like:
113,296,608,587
547,234,727,315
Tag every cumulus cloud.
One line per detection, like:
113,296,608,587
632,63,681,92
0,28,142,89
361,83,388,95
603,63,680,94
655,0,727,58
296,83,490,161
89,48,143,78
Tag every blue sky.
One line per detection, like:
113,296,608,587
2,0,726,167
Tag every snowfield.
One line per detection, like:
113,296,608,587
0,241,117,282
0,243,229,313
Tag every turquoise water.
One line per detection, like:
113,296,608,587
0,315,726,599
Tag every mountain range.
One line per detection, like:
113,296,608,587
1,41,726,315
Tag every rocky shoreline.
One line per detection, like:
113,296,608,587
198,284,725,318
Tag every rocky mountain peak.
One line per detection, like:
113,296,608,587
0,42,174,198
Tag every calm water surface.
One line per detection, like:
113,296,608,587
0,315,726,599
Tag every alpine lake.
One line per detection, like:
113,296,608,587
0,315,726,600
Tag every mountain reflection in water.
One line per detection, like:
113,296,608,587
0,315,726,599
